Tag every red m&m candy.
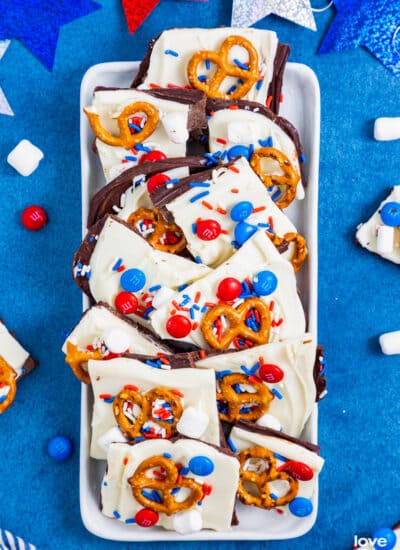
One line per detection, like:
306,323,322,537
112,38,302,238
259,363,284,383
21,205,47,231
147,173,170,193
216,277,242,301
139,150,167,164
135,508,159,527
281,461,314,481
114,292,138,314
196,219,222,241
166,315,192,338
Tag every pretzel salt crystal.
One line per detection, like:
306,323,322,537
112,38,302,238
84,101,159,149
201,297,271,350
250,147,300,209
187,36,259,100
127,207,186,254
238,446,299,509
128,455,204,515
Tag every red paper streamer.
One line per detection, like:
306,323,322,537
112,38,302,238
122,0,160,34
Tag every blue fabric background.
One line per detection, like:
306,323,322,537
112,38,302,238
0,1,399,548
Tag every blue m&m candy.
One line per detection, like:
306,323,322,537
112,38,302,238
288,497,313,517
234,221,258,245
188,456,215,476
227,145,250,161
371,527,397,550
120,268,146,292
47,435,73,461
380,202,400,227
253,270,278,296
230,201,254,222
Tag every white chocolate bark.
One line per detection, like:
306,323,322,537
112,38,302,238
208,109,304,200
62,304,170,358
195,335,316,437
139,28,279,105
114,167,189,220
87,89,191,181
229,426,324,518
78,216,210,328
88,357,220,459
149,230,305,348
356,186,400,264
101,439,239,531
0,320,30,379
163,157,298,267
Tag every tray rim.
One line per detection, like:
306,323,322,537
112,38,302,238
78,60,321,542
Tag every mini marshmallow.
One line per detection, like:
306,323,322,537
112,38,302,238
227,121,256,144
7,139,44,176
172,509,203,534
256,413,282,431
161,112,189,144
152,286,176,309
97,427,128,453
176,406,209,438
374,117,400,141
376,225,394,253
379,331,400,355
103,327,130,354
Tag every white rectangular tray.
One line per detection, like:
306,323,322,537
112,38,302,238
79,61,320,541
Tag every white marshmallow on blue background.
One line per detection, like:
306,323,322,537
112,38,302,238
374,117,400,141
176,406,209,438
379,331,400,355
161,112,188,144
172,509,203,534
7,139,44,176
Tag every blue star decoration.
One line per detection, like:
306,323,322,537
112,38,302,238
320,0,400,76
0,0,101,71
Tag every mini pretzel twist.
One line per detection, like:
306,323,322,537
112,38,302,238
84,101,159,149
201,297,271,350
128,455,204,515
238,446,299,509
217,373,273,423
187,36,259,100
127,207,186,253
250,147,300,209
113,386,183,440
0,356,17,414
65,341,103,384
269,232,308,272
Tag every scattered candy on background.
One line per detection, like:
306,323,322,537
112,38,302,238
0,529,36,550
47,435,74,461
21,206,48,231
379,331,400,355
7,140,44,176
374,117,400,141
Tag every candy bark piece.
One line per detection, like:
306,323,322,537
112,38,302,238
101,438,239,531
88,355,220,459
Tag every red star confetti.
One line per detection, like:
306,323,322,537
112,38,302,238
122,0,160,34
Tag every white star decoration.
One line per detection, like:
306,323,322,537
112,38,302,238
0,40,14,117
231,0,316,31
